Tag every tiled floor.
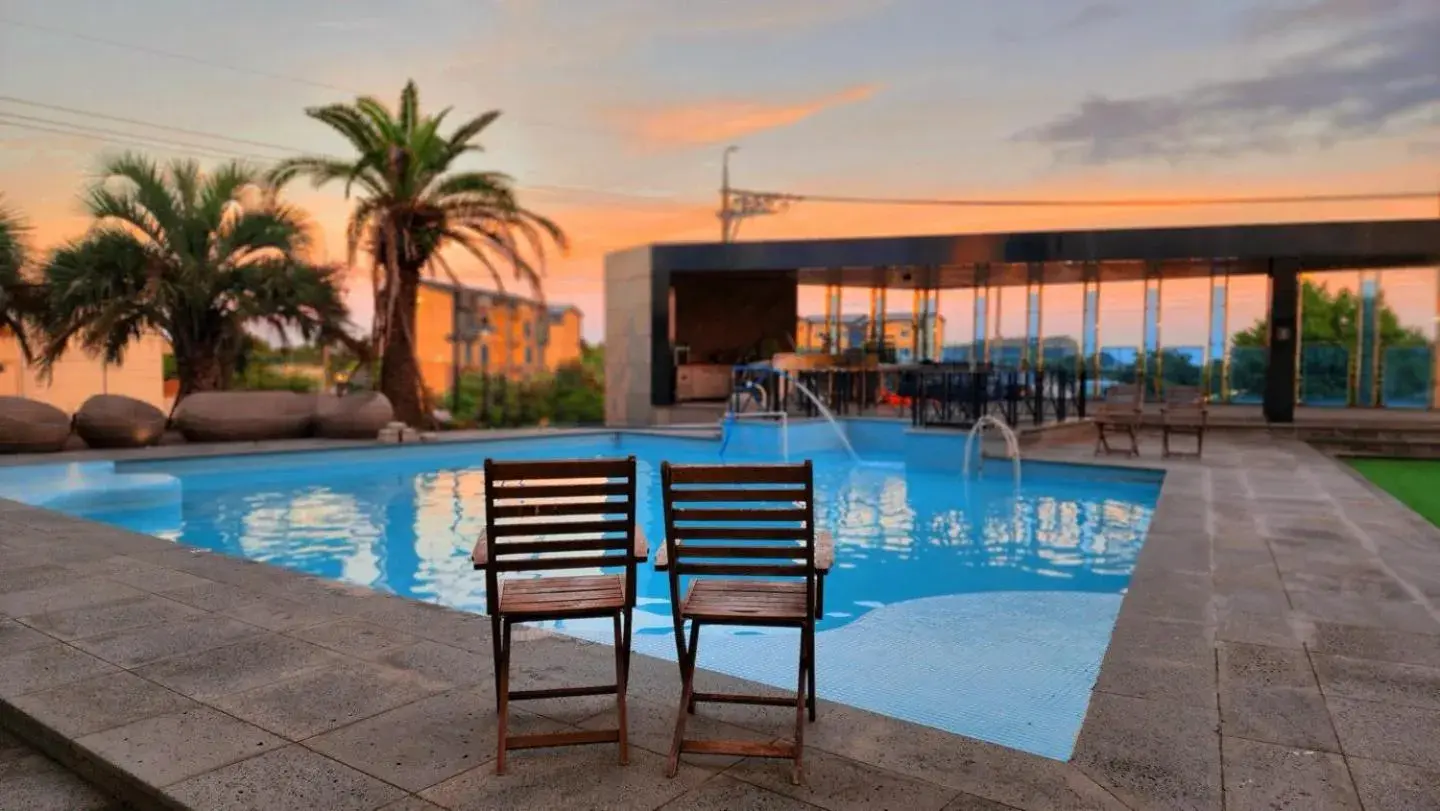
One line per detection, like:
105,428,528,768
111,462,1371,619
0,431,1438,809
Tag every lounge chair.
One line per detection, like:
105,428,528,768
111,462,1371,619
1093,384,1142,456
1161,386,1207,458
657,461,833,785
471,457,645,773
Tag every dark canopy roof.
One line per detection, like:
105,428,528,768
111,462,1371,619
644,218,1440,288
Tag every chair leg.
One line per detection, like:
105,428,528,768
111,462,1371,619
806,629,817,722
666,620,700,778
613,611,629,766
1162,426,1170,458
495,619,512,775
791,624,811,786
490,615,503,713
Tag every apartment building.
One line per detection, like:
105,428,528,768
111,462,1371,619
415,279,583,397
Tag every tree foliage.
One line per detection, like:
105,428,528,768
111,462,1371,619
271,80,567,425
38,154,356,397
0,196,42,359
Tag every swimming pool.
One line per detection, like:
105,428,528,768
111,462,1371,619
1,427,1160,760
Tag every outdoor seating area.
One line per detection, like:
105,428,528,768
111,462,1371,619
471,456,832,785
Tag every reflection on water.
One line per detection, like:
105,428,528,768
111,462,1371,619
79,435,1158,635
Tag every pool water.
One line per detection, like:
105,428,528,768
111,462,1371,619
8,431,1160,760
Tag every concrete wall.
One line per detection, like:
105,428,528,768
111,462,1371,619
604,246,654,426
0,332,166,413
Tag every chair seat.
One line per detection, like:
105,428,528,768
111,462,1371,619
682,580,809,622
499,575,625,617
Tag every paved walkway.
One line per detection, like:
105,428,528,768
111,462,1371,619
0,432,1436,809
0,728,116,811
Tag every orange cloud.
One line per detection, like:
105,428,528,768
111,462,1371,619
622,84,879,148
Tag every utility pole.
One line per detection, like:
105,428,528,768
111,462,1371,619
717,145,795,242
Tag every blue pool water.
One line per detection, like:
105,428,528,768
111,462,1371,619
1,428,1160,760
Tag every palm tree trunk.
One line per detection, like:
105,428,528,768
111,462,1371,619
380,267,426,426
172,344,227,415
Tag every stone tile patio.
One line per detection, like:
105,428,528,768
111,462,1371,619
0,431,1438,809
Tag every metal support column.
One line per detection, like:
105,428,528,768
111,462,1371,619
1264,259,1300,423
1082,262,1100,396
1207,264,1230,402
1025,262,1043,370
1357,270,1380,407
973,264,990,367
1142,263,1162,398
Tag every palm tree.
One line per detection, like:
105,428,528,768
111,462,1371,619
39,154,358,398
271,80,567,425
0,195,41,359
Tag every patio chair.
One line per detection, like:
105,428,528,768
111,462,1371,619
1093,384,1143,456
472,457,646,774
1161,386,1208,458
656,460,833,785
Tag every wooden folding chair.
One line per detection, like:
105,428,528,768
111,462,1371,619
1161,386,1208,458
656,461,833,785
471,457,646,774
1093,384,1143,456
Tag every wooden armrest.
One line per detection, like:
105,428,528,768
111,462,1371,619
654,540,669,571
816,530,834,574
471,532,488,570
633,526,649,562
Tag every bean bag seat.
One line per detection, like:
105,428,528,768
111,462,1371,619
313,392,394,439
0,397,72,453
173,391,314,443
74,394,167,448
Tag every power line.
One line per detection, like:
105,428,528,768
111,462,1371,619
729,188,1439,208
0,96,306,155
0,109,693,202
0,16,636,141
0,16,355,95
0,116,272,162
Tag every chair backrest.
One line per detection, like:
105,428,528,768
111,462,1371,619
1099,384,1141,410
1163,386,1206,414
660,461,818,594
1164,385,1204,405
482,456,639,615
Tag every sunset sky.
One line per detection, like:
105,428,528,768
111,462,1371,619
1,0,1437,346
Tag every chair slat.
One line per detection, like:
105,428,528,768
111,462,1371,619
490,482,630,500
674,562,809,577
492,537,631,556
487,458,634,481
490,519,631,538
490,554,626,572
675,544,806,560
673,507,809,522
672,526,809,541
490,501,628,519
668,465,809,484
668,488,807,503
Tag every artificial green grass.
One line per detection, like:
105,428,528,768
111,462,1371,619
1348,458,1440,528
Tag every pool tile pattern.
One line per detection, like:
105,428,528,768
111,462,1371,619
0,431,1437,809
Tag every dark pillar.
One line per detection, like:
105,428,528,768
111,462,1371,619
1264,258,1300,423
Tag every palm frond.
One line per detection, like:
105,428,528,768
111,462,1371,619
443,110,500,159
399,80,420,136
